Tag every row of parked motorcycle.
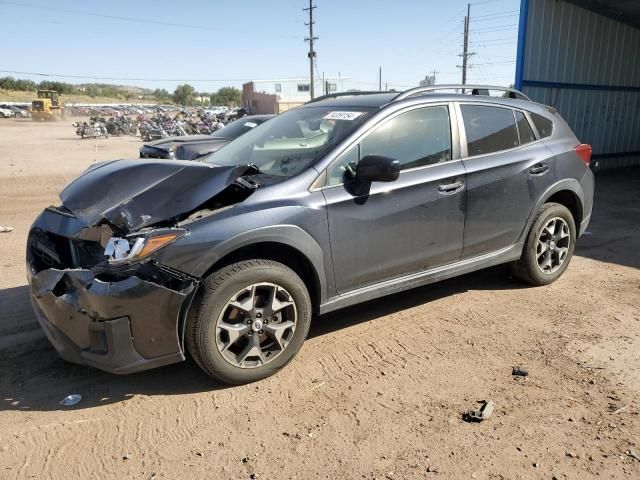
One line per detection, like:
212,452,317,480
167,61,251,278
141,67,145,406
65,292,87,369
72,116,138,138
73,109,247,141
138,113,226,141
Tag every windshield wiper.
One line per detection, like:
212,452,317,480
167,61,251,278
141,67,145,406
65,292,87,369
247,164,264,175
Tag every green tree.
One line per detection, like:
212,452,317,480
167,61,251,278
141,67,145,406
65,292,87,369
173,84,196,105
210,86,242,107
153,88,171,101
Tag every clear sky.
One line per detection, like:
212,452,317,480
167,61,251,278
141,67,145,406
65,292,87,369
0,0,520,93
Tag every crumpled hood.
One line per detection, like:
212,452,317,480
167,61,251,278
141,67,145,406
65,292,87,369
60,159,250,232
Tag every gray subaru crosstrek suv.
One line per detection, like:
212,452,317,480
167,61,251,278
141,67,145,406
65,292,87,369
27,85,594,384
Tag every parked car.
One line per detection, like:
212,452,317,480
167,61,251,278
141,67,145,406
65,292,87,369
139,114,274,160
27,85,594,385
15,105,32,117
0,106,15,118
11,106,30,118
0,105,30,118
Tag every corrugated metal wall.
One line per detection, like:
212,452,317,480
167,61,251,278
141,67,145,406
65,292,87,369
517,0,640,170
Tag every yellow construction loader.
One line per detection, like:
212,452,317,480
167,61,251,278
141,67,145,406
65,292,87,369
31,90,64,121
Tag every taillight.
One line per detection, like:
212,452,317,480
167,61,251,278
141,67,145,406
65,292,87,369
574,144,592,166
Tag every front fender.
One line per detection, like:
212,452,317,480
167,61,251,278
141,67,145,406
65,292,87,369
156,222,329,304
200,225,327,298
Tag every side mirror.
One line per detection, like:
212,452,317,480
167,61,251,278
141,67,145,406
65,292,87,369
356,155,400,183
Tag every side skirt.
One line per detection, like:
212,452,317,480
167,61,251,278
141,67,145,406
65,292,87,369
318,243,523,315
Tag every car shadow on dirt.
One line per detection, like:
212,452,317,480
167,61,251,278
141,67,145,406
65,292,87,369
576,167,640,269
0,265,524,412
309,265,525,339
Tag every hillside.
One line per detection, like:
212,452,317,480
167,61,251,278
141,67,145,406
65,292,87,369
0,89,158,105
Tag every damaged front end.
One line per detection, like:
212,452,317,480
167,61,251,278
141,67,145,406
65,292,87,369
27,213,197,373
26,159,261,374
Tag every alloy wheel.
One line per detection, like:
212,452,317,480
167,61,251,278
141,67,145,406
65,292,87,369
215,282,297,368
535,216,571,274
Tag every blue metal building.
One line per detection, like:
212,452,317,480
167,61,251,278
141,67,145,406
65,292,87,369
515,0,640,169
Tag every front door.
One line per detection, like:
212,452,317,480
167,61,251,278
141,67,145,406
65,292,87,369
321,105,466,294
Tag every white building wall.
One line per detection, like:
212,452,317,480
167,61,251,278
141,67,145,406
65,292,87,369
250,78,347,102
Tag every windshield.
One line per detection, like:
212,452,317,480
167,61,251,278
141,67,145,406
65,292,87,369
213,116,270,140
203,106,376,177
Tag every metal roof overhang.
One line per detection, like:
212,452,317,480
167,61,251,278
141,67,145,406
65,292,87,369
515,0,640,89
564,0,640,29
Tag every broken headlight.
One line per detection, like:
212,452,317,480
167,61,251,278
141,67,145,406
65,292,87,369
104,228,186,265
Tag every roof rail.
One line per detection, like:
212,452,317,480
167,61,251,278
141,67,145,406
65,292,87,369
393,84,531,101
306,91,386,104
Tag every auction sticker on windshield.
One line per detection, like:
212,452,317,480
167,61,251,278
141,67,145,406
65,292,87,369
323,111,365,121
244,122,258,128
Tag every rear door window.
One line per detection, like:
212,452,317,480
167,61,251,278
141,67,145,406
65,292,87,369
530,113,553,138
515,111,536,144
461,105,519,157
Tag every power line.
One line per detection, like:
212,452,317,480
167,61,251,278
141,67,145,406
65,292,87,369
469,36,517,43
0,69,285,83
0,0,215,31
473,10,519,18
468,25,519,33
470,41,516,47
470,61,516,66
472,14,519,22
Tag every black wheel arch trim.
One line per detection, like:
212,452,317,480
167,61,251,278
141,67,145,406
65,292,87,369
518,179,584,244
190,225,329,305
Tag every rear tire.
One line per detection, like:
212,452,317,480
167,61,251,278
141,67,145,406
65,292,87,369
511,202,576,286
186,259,312,385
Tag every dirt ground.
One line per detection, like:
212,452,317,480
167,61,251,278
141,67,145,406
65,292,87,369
1,118,639,480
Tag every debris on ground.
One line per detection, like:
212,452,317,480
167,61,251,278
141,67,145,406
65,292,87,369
626,449,640,462
0,226,13,233
309,381,325,391
463,400,496,422
610,405,628,415
59,394,82,406
512,366,529,377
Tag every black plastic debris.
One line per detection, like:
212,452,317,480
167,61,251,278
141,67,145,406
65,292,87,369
512,366,529,377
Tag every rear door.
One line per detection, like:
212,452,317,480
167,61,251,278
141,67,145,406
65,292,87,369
458,103,553,258
321,104,467,293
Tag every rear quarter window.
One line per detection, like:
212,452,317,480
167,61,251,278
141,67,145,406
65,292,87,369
515,111,536,144
530,113,553,138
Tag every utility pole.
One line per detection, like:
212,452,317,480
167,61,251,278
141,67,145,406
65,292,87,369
304,0,318,99
459,3,474,89
430,69,439,85
378,66,382,91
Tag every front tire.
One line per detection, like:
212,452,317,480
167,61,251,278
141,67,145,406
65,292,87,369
186,260,312,385
512,202,576,286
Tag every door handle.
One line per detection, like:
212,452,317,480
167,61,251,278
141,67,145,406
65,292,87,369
438,180,464,193
529,163,549,175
